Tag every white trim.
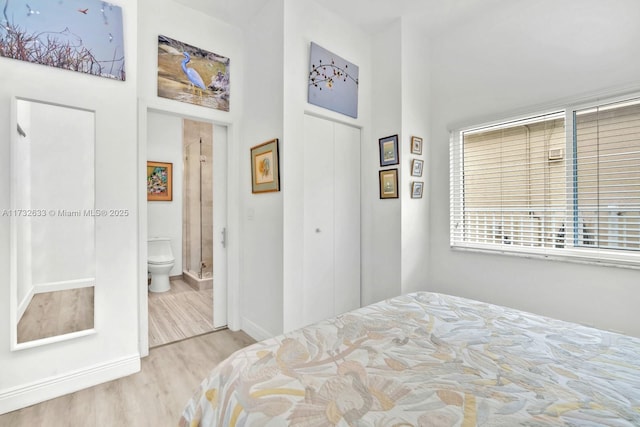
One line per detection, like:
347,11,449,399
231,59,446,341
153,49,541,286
0,354,140,415
16,285,34,322
137,99,150,358
225,123,241,332
451,245,640,271
11,328,96,352
241,317,273,342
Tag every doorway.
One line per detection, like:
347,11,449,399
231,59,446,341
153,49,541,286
145,111,227,348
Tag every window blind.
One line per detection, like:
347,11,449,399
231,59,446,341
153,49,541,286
451,95,640,266
451,112,567,251
575,99,640,251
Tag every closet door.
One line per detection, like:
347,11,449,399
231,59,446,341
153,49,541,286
303,114,360,326
333,123,360,315
303,115,335,324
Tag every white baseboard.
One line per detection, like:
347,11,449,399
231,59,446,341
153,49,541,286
0,354,140,415
33,278,95,294
241,317,273,342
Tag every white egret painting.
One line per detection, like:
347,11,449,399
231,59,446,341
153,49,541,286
0,0,125,80
157,35,230,111
308,42,359,118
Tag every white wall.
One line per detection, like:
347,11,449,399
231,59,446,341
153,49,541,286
428,0,640,337
147,112,183,276
400,21,430,295
364,21,402,306
240,0,285,339
282,0,373,332
0,0,139,413
361,19,432,306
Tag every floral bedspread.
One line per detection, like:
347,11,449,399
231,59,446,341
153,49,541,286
180,292,640,426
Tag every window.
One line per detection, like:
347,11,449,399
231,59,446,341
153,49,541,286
450,95,640,266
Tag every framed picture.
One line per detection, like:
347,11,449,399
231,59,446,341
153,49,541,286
0,0,125,81
379,135,399,166
251,139,280,193
411,159,424,177
411,136,423,155
147,162,173,201
158,35,230,111
379,169,399,199
411,181,424,199
308,42,359,118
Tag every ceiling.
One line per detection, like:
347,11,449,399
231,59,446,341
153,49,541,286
173,0,503,35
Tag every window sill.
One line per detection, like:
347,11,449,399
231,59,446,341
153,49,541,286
450,243,640,270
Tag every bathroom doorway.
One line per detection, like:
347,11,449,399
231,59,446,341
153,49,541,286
146,111,227,348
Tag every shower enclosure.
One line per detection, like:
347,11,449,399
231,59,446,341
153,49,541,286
182,119,213,290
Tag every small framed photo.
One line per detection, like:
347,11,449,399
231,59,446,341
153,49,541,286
251,139,280,193
147,161,173,201
411,181,424,199
411,159,424,177
379,135,399,166
379,169,399,199
411,136,423,155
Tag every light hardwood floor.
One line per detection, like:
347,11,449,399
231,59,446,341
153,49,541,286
18,287,94,344
0,329,256,427
148,278,214,348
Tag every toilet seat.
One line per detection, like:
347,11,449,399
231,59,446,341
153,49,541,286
148,255,174,264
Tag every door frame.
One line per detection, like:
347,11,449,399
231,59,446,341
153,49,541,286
137,101,240,357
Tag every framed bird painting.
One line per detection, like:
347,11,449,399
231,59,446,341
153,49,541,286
0,0,125,80
157,35,230,111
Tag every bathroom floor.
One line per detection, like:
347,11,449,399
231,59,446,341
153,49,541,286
148,277,214,348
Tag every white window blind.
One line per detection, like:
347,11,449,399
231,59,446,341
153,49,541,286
451,112,567,251
575,99,640,251
450,95,640,266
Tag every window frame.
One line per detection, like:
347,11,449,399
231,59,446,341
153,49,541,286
450,92,640,268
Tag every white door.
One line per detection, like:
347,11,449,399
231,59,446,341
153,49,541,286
333,122,361,315
303,115,361,326
213,125,228,328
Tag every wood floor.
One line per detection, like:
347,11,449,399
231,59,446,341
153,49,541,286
148,278,214,348
0,329,256,427
17,287,94,344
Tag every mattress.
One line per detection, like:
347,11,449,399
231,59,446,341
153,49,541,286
180,292,640,426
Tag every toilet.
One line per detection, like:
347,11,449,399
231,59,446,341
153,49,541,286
148,237,175,293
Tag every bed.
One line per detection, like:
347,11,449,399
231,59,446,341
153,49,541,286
180,292,640,426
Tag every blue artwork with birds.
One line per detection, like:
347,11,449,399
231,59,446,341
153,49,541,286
157,35,230,111
0,0,125,80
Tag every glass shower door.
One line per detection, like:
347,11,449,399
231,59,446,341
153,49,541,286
183,120,213,280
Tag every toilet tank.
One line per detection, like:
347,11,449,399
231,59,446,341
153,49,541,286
148,237,174,262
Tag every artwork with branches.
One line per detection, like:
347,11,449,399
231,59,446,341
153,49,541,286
0,0,125,80
308,42,359,118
